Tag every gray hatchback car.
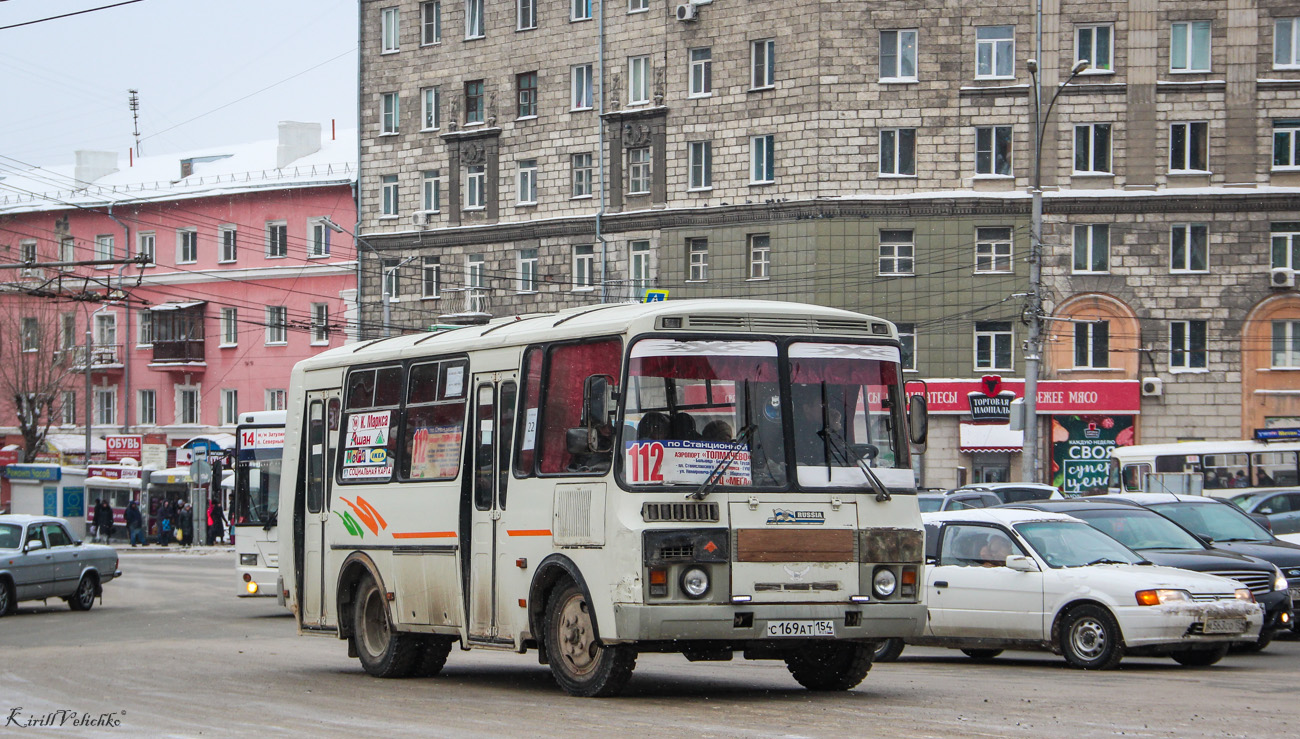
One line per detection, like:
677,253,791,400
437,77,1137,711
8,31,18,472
0,514,121,615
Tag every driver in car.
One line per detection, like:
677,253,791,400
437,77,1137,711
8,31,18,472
979,534,1014,567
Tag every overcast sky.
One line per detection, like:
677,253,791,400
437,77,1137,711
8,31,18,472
1,0,358,168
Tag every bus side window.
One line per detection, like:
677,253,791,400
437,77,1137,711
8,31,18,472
514,347,544,477
498,382,516,507
401,359,468,482
538,338,622,475
1122,464,1149,491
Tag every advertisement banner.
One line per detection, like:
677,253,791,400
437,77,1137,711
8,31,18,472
923,379,1140,415
1051,415,1135,494
105,434,142,462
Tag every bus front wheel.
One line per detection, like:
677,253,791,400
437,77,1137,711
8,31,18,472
543,581,637,697
784,642,874,691
352,574,420,678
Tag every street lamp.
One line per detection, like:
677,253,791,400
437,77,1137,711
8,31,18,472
383,255,416,338
1021,57,1089,483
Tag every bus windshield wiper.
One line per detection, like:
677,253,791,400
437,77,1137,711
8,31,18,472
690,424,758,501
821,423,892,502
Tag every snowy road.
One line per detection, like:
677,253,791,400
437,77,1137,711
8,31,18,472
0,551,1295,738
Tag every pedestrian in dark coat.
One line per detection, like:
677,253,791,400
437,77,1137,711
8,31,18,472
207,499,227,545
158,500,175,546
124,500,145,547
92,500,114,543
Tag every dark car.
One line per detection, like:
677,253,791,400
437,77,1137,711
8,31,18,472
1008,499,1293,649
1230,490,1300,535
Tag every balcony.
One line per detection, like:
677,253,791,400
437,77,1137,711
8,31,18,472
437,288,492,325
148,302,207,371
62,344,125,373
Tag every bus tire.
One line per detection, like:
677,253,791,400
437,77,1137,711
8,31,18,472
544,581,636,697
784,642,874,691
873,638,905,663
413,636,454,677
352,574,420,678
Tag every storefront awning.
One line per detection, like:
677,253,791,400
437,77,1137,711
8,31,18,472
959,423,1024,453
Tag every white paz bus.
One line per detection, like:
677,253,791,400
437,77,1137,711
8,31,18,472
278,299,929,696
233,410,285,597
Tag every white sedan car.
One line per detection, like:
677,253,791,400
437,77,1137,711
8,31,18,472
877,509,1263,669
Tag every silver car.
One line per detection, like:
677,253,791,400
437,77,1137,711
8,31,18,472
0,514,121,615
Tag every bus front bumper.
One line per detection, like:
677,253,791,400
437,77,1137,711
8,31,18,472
237,567,279,598
610,601,926,643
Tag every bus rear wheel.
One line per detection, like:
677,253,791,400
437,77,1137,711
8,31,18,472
352,574,420,678
543,582,637,697
784,642,874,691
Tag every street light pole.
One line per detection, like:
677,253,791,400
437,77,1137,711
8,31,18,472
1022,57,1089,484
382,256,416,338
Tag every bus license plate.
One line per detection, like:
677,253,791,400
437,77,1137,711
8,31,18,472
1202,618,1247,635
765,620,835,638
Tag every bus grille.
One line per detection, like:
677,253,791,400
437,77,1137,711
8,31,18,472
642,502,720,523
1206,570,1272,595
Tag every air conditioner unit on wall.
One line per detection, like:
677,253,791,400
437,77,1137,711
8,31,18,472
412,212,428,226
1141,377,1163,397
675,3,698,21
1271,267,1295,289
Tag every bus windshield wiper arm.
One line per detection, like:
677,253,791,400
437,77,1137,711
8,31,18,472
690,424,758,501
821,425,891,502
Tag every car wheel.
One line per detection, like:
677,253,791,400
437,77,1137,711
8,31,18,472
784,642,874,691
543,581,637,697
1171,645,1229,667
873,638,905,663
960,648,1004,661
1231,630,1273,653
351,574,420,678
0,578,14,616
1058,604,1124,670
412,635,454,677
68,574,97,612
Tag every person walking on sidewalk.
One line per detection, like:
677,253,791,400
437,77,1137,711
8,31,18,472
92,499,114,544
124,500,145,547
206,498,227,545
158,500,175,546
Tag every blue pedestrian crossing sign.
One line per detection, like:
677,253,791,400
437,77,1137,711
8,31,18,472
643,289,668,303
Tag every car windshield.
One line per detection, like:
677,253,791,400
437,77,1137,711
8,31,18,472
1150,502,1273,543
1013,520,1145,568
918,496,943,513
0,523,19,549
1067,508,1205,550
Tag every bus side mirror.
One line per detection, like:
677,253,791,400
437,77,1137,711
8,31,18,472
908,394,928,446
583,374,614,425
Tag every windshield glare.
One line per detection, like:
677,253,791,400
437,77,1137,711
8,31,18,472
1014,520,1144,568
1070,509,1204,550
1153,502,1272,543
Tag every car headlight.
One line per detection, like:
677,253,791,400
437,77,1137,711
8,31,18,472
1235,588,1255,603
1135,589,1191,606
1274,567,1288,592
680,567,710,599
873,567,898,598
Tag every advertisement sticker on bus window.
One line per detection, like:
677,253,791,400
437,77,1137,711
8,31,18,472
343,448,391,467
341,464,394,480
347,411,391,448
624,440,752,486
445,366,464,398
409,425,463,479
522,408,539,451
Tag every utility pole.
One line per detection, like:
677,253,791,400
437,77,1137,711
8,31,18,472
382,256,416,337
128,90,142,157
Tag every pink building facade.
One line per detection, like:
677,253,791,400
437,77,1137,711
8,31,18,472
0,122,357,457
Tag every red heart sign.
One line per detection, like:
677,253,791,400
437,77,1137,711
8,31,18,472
981,375,1002,397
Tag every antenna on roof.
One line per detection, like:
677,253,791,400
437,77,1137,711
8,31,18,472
128,89,142,159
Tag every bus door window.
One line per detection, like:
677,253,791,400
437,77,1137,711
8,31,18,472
498,382,516,508
307,401,325,514
474,385,496,511
1203,453,1249,489
513,348,543,477
537,338,622,475
1253,451,1298,487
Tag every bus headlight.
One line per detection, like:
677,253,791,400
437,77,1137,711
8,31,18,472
872,568,897,598
681,568,710,599
240,553,258,566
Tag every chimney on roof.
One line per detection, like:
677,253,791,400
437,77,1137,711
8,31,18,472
276,121,322,169
73,151,119,188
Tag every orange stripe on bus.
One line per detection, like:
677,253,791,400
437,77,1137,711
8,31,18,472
391,531,457,539
507,529,552,537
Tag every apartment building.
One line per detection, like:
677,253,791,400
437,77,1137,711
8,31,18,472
356,0,1300,487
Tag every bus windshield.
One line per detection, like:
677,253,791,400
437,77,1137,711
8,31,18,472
234,428,284,527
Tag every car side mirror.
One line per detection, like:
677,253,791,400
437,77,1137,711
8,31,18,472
908,394,928,447
1006,554,1039,572
24,540,45,553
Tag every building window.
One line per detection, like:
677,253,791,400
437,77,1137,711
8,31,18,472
1072,224,1110,273
517,159,538,205
687,238,708,282
517,72,537,118
1278,18,1300,68
381,6,400,52
628,56,651,105
1170,320,1208,370
1074,321,1110,369
423,256,442,298
629,0,648,11
879,230,915,275
688,141,712,190
518,0,536,30
95,388,116,426
573,245,595,290
571,0,591,22
177,228,197,264
1272,223,1300,270
62,391,76,426
897,323,917,370
518,249,539,292
421,1,441,45
266,389,287,411
1274,120,1300,169
266,306,288,345
266,221,287,257
1074,123,1112,174
1076,24,1113,72
1170,121,1209,172
879,128,916,176
1273,321,1300,368
381,174,400,216
467,254,486,311
19,239,36,266
976,26,1015,78
308,220,330,257
628,147,651,195
975,321,1013,370
61,313,76,351
748,234,771,280
1170,223,1209,273
137,309,153,346
975,125,1013,176
466,0,484,38
571,64,593,110
381,92,400,134
630,240,651,297
571,153,593,197
20,316,39,352
136,232,154,265
221,389,239,426
880,29,918,81
421,86,440,130
1171,20,1211,72
94,312,116,351
61,236,78,266
221,307,238,346
689,48,712,97
975,227,1013,273
310,303,330,345
465,165,486,209
177,387,199,425
465,80,484,124
382,258,402,299
751,39,775,89
218,226,237,263
138,389,156,426
750,134,775,184
422,170,441,212
95,234,114,261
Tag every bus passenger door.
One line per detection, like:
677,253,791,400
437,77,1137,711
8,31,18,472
466,375,517,643
301,392,336,627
